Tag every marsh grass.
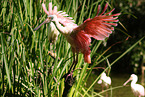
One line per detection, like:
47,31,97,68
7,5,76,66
0,0,144,96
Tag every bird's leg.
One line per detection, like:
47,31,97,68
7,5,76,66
68,52,78,78
62,53,77,97
102,83,104,92
64,52,78,82
72,53,78,71
68,52,76,73
106,85,109,97
68,52,78,73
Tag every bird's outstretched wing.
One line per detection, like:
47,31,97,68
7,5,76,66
42,3,77,28
69,3,120,63
73,3,121,40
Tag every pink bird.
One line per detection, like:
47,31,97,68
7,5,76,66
123,74,145,97
34,2,120,73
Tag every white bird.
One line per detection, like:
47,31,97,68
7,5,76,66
123,74,145,97
34,18,59,43
98,72,111,91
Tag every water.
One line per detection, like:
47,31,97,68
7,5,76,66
87,73,144,97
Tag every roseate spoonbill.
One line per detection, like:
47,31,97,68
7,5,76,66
34,2,120,74
34,19,59,43
123,74,145,97
98,72,111,91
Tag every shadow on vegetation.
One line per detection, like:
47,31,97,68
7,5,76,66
107,1,145,74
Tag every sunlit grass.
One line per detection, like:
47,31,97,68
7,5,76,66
0,0,144,96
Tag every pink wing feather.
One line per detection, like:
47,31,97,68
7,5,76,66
73,3,120,40
70,3,120,63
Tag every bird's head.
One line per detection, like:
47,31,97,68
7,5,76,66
101,72,106,77
130,74,138,83
123,74,138,86
130,74,138,80
100,72,107,80
34,15,57,31
47,15,57,22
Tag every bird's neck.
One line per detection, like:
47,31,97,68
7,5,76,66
131,80,137,85
53,20,70,35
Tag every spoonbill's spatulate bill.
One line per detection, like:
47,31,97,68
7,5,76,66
123,74,145,97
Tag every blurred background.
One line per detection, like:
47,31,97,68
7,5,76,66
107,0,145,74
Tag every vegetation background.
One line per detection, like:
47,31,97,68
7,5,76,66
0,0,145,96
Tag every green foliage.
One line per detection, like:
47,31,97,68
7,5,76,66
108,0,145,73
0,0,144,96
